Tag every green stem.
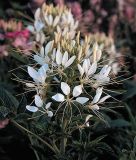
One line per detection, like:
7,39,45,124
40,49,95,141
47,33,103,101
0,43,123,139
60,113,68,155
29,135,40,160
11,119,56,154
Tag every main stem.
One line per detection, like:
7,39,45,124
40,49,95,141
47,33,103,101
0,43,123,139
60,118,68,155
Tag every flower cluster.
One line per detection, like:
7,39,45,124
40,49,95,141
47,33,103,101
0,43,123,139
0,19,31,57
25,23,114,125
27,3,78,45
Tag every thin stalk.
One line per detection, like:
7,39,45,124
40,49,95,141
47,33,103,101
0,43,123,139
60,118,68,155
11,119,56,154
29,135,40,160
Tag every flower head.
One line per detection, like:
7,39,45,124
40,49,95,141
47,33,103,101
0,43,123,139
26,94,53,117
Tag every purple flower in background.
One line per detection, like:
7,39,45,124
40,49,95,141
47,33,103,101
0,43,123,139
54,0,64,6
67,2,82,20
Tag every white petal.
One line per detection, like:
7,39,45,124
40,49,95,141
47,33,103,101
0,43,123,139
47,111,53,117
73,85,82,97
56,49,62,65
57,26,61,33
98,95,111,103
53,16,60,27
36,33,40,42
83,59,89,74
28,66,38,80
100,65,108,75
45,102,52,109
34,55,45,65
76,97,89,104
92,42,98,62
45,41,54,55
62,27,68,36
92,87,103,104
52,93,65,102
53,76,60,83
26,105,38,112
91,104,100,110
35,95,43,107
64,56,76,68
44,16,50,25
34,8,40,20
26,83,35,88
34,20,44,32
62,51,68,66
40,32,45,44
40,46,44,57
48,15,53,25
38,65,48,83
61,82,70,95
78,64,84,77
96,49,102,61
105,66,111,77
85,114,93,127
38,64,48,76
87,62,97,76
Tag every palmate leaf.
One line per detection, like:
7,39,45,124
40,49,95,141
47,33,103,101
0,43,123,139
88,135,107,148
110,119,130,128
123,80,136,99
0,106,10,120
0,86,19,113
17,95,27,113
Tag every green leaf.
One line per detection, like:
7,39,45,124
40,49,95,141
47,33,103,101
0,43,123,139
11,51,29,64
17,95,27,113
14,113,31,124
88,135,107,147
123,80,136,99
0,106,10,120
110,119,130,128
0,86,19,112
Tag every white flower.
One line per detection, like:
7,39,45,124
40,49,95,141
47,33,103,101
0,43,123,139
45,102,53,117
94,65,111,85
90,87,111,110
26,95,43,112
55,50,76,68
28,64,48,84
34,20,44,32
34,41,54,65
52,82,89,104
85,115,93,127
78,59,97,77
26,96,53,117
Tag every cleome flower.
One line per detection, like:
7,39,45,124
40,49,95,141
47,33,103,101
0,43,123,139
52,82,89,105
88,87,111,110
55,49,76,69
27,64,48,84
94,65,111,86
26,94,53,117
34,40,54,65
78,58,97,78
27,3,78,44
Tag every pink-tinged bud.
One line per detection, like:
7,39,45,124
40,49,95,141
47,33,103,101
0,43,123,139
31,0,45,7
124,5,135,21
54,0,64,6
0,119,9,129
0,45,8,57
90,0,101,6
83,10,95,24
